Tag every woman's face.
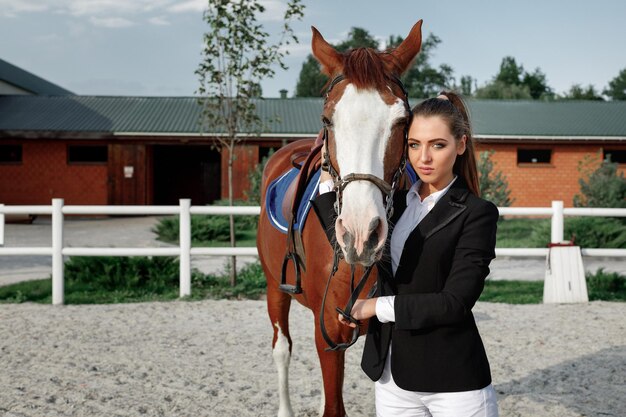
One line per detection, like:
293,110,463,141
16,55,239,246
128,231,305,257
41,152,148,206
408,115,467,192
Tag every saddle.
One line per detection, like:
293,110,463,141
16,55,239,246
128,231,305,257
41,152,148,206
265,133,324,294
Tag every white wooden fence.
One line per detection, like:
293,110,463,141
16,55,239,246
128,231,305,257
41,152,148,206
0,199,625,305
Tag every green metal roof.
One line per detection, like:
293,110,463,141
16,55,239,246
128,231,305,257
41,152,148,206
0,95,625,139
0,59,73,96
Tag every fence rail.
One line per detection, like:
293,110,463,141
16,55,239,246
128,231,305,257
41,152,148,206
1,199,625,305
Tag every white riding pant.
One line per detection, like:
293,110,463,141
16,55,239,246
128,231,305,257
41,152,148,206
375,350,499,417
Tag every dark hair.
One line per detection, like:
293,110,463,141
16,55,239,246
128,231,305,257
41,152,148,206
411,91,480,195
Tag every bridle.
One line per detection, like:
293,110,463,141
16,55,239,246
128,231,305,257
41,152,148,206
319,73,412,351
321,74,410,221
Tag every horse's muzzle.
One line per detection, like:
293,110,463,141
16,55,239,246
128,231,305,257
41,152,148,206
337,216,385,266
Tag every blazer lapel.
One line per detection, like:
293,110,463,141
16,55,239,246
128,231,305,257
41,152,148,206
395,178,470,278
416,185,469,241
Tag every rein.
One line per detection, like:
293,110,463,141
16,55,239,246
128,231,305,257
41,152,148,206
319,74,411,351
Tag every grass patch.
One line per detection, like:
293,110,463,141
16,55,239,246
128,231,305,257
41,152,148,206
0,257,266,305
480,280,544,304
2,259,624,305
496,218,548,248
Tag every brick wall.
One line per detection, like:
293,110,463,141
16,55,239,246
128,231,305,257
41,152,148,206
475,143,625,207
0,141,108,205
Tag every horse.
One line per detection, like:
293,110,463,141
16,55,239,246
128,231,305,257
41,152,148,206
257,21,423,417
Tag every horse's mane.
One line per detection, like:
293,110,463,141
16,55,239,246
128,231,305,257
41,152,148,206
341,48,402,91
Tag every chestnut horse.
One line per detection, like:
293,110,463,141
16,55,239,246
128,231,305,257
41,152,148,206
257,21,423,417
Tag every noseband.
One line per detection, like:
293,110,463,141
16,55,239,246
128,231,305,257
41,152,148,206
321,74,411,220
319,74,411,351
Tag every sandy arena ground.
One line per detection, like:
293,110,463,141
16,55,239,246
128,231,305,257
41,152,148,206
0,299,624,417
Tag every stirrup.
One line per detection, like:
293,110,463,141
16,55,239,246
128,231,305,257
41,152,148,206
279,253,302,294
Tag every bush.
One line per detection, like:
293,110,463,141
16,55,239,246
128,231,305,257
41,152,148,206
573,154,626,209
477,150,513,207
586,268,626,301
529,217,626,248
65,256,179,293
154,206,257,244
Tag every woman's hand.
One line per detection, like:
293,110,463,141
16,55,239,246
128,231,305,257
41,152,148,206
338,298,377,328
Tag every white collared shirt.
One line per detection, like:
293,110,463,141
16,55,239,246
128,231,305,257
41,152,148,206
376,176,457,323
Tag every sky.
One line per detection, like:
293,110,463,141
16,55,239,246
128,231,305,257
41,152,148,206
1,0,625,98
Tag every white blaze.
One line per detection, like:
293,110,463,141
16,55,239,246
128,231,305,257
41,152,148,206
332,84,406,256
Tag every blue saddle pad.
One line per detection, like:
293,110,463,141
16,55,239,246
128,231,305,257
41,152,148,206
266,168,321,234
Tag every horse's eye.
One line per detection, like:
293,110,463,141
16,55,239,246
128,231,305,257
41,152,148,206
321,116,332,126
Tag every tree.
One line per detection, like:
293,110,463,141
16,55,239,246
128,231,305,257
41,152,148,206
295,27,380,97
458,75,475,97
603,68,626,100
522,68,553,99
477,150,513,207
475,56,552,100
390,33,455,98
474,81,532,100
573,153,626,208
560,84,604,101
196,0,304,285
495,56,524,86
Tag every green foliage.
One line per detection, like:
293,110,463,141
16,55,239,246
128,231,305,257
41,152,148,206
477,150,513,207
495,218,548,248
560,84,604,101
475,80,532,100
529,217,626,248
475,56,552,100
0,260,268,304
154,207,257,245
573,154,626,208
603,68,626,100
245,149,275,204
193,262,267,299
396,33,455,98
65,256,179,292
295,55,328,97
479,280,543,304
586,268,626,301
495,56,524,86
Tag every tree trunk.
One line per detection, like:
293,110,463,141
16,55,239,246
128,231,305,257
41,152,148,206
228,145,237,286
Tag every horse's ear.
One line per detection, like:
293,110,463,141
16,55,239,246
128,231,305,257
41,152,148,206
311,26,343,77
390,20,423,75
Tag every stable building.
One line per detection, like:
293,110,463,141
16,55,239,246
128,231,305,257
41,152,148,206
1,59,625,208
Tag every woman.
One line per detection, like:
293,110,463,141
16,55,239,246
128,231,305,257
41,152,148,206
314,91,499,416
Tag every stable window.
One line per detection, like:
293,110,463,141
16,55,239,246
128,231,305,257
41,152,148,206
68,145,108,164
0,145,22,163
603,149,626,164
517,149,551,164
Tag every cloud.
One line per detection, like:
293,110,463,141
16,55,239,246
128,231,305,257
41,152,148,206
148,16,170,26
0,0,48,17
167,0,205,13
89,16,134,28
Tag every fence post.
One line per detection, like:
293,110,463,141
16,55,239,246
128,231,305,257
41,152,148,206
551,200,564,243
0,204,4,246
179,199,191,297
52,198,64,305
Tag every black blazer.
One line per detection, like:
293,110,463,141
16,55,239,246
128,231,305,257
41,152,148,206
312,176,498,393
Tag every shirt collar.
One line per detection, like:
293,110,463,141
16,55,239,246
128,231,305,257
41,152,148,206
407,175,458,206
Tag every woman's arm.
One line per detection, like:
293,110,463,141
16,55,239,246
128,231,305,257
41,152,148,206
391,200,498,330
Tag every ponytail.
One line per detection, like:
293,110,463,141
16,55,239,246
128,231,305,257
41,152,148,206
411,91,480,196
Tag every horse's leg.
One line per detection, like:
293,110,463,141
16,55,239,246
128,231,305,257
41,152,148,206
266,277,295,417
313,320,347,417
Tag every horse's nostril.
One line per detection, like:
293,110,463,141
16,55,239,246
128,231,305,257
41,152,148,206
368,217,381,233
